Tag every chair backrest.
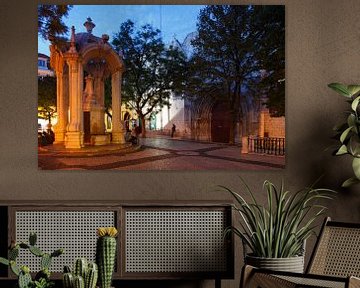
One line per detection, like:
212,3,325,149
307,217,360,277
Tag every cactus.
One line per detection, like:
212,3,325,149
29,245,44,257
85,262,98,288
41,253,52,270
35,268,51,282
74,258,88,279
96,227,118,288
10,260,20,276
0,257,9,266
18,269,32,288
63,272,74,288
51,248,64,258
0,232,63,288
63,259,98,288
29,232,37,246
9,246,19,260
64,265,72,273
19,243,30,249
74,275,85,288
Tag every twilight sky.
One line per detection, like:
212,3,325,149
38,5,205,56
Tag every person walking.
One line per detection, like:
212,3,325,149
171,124,176,138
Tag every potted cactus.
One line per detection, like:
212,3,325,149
62,258,98,288
0,232,63,288
96,227,118,288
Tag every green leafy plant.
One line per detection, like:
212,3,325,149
328,83,360,187
0,232,63,288
222,179,335,258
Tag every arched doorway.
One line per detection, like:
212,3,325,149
211,101,231,143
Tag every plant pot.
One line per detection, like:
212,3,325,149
245,254,304,273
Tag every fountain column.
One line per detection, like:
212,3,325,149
64,26,84,148
111,70,125,143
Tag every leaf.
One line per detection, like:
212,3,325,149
347,114,356,127
223,179,335,258
348,135,360,156
340,126,353,143
347,85,360,97
351,96,360,111
342,177,360,188
328,83,351,98
0,257,9,266
352,157,360,179
10,261,20,276
336,144,348,155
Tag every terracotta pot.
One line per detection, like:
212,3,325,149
245,254,305,273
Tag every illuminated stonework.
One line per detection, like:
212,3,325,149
50,18,125,148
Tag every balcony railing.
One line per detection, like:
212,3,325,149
248,137,285,156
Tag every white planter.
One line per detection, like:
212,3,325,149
245,254,305,273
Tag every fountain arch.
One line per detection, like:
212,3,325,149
50,18,125,148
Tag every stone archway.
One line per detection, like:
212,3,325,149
50,18,125,149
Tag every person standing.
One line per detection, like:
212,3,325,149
131,124,139,145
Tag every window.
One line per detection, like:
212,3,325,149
38,59,46,68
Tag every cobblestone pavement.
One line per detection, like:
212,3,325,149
38,136,285,170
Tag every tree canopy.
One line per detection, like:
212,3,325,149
183,5,285,142
251,5,285,116
38,5,72,43
38,76,57,124
186,5,259,143
112,20,186,137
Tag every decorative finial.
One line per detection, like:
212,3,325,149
102,34,109,43
84,17,95,34
69,26,77,53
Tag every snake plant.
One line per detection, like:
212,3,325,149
222,179,335,258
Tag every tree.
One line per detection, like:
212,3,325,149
112,20,186,137
251,5,285,116
186,5,259,144
184,5,285,143
38,5,72,44
38,76,57,125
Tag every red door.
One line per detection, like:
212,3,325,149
211,102,231,143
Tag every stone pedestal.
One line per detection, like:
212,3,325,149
91,134,111,146
54,131,66,144
112,131,125,144
65,131,84,149
91,107,105,135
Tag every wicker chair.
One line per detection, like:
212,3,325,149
241,217,360,288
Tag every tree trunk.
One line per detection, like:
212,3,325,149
47,112,52,125
141,116,146,138
229,118,236,144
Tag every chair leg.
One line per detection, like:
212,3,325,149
240,265,296,288
215,278,221,288
240,265,255,288
349,276,360,288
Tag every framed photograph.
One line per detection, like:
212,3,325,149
38,4,285,170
